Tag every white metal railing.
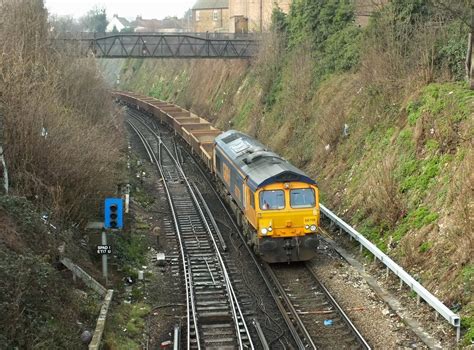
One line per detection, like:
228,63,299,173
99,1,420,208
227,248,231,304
319,204,461,342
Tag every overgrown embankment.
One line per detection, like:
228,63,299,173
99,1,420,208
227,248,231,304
0,197,102,347
1,0,124,223
103,0,473,343
0,0,125,347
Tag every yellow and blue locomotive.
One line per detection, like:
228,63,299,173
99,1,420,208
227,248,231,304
214,130,320,263
114,91,320,263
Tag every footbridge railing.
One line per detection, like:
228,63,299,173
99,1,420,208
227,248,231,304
52,32,260,59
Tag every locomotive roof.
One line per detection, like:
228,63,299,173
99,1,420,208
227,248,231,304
215,130,316,191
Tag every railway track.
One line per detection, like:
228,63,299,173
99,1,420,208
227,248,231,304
127,112,254,349
265,262,371,349
125,105,371,350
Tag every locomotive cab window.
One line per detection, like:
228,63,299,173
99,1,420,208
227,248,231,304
260,190,285,210
249,188,255,208
290,188,315,208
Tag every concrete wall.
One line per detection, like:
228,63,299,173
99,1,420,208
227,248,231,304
193,8,230,32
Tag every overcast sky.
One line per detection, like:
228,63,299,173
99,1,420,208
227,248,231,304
44,0,195,20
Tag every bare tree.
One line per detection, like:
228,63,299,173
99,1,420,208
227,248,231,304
49,15,84,33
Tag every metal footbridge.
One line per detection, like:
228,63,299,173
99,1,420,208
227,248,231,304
53,32,259,59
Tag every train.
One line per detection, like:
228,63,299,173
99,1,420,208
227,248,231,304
115,91,321,263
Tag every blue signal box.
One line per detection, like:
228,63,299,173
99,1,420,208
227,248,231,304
104,198,123,229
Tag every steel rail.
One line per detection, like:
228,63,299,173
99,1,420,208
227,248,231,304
122,94,460,342
133,113,253,350
167,125,308,349
305,263,371,349
192,183,228,251
129,113,254,349
129,108,372,349
126,120,199,349
263,264,317,349
186,256,199,350
166,124,372,350
252,319,270,350
127,120,154,163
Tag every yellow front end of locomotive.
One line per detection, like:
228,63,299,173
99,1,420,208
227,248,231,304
255,182,320,238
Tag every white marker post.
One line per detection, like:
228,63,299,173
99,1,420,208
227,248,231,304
125,184,130,214
101,229,108,286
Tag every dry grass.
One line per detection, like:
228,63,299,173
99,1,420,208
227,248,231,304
364,155,406,228
0,0,124,223
447,149,474,252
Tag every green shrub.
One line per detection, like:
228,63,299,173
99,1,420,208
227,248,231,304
271,6,288,33
315,25,362,79
393,206,438,242
406,100,423,126
419,241,432,253
435,20,470,80
461,314,474,345
285,0,360,81
106,303,150,348
397,129,414,151
264,70,283,109
115,233,147,268
233,100,254,128
425,139,439,152
0,250,98,348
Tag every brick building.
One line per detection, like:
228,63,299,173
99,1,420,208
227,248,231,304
191,0,382,33
192,0,229,32
228,0,290,32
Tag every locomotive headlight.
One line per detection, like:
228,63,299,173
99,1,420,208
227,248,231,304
310,224,317,232
305,225,310,230
268,226,272,232
261,228,268,235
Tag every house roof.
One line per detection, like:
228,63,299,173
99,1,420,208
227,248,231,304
112,15,130,26
117,17,130,25
215,130,316,192
132,17,184,31
192,0,228,10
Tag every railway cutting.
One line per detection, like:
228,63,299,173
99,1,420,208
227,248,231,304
121,99,374,349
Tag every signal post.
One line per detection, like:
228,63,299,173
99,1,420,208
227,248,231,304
100,198,124,285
